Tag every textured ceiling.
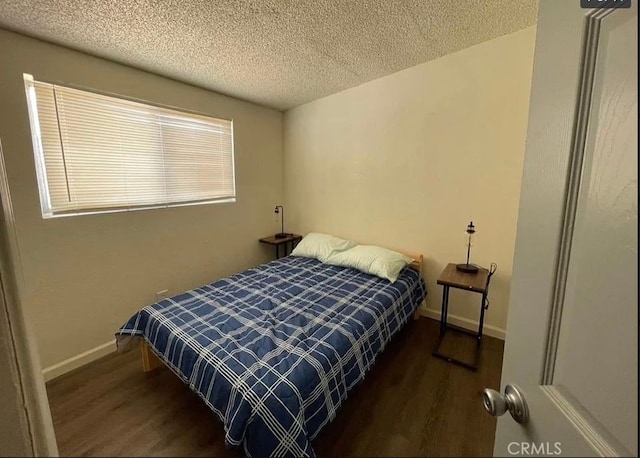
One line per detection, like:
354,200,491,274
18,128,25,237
0,0,538,110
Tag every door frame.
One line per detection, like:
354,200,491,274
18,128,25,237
0,138,58,456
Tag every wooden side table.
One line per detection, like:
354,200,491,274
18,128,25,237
432,262,495,371
259,234,302,259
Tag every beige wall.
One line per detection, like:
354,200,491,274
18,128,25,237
0,29,283,370
0,24,534,374
284,27,537,336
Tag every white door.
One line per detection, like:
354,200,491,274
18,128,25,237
487,0,637,456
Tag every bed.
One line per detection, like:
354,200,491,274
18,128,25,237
116,253,427,457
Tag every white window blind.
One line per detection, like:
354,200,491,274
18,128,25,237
23,74,235,218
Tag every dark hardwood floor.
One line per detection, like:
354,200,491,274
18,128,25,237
46,318,504,457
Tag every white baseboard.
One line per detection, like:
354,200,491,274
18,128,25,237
42,339,116,382
420,307,506,341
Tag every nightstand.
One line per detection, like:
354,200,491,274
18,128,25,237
259,234,302,259
432,262,496,371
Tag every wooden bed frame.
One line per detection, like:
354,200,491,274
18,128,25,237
405,252,424,321
141,251,424,372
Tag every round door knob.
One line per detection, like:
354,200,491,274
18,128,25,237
483,388,508,417
482,384,529,424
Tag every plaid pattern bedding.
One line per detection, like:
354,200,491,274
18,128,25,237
116,256,426,457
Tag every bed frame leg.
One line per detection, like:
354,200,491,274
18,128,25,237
140,341,162,372
413,309,421,320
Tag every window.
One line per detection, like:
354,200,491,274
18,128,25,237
23,74,235,218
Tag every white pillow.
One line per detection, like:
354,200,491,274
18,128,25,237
290,232,356,263
326,245,413,283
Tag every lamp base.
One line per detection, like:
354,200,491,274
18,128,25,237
456,263,479,274
274,232,289,239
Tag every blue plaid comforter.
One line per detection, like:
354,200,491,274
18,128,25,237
116,256,427,457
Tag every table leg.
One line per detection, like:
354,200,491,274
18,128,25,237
444,286,450,328
477,292,487,345
440,286,449,334
433,284,482,371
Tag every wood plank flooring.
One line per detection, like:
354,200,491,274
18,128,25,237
46,318,504,457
